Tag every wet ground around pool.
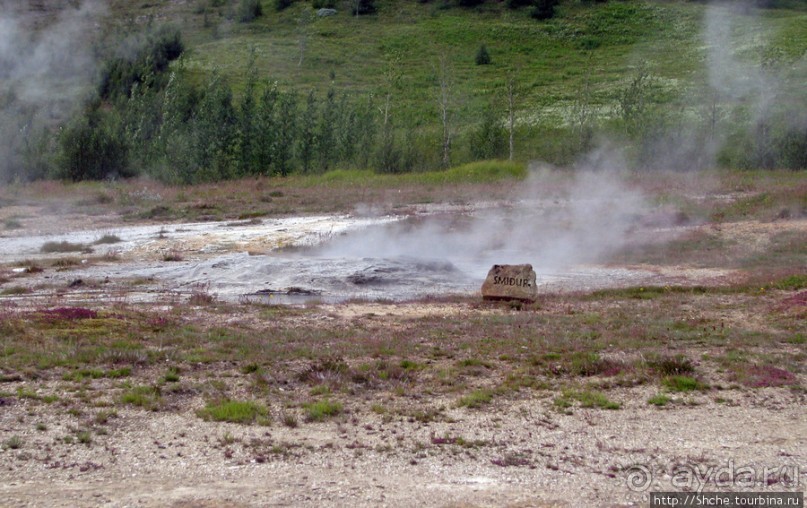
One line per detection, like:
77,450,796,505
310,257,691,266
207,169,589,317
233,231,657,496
0,196,745,306
0,198,733,305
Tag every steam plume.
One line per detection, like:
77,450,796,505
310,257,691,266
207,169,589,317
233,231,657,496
0,1,105,182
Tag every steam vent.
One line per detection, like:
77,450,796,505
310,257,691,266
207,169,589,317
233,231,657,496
481,264,538,302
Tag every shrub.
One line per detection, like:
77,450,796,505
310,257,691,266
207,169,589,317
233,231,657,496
475,44,491,65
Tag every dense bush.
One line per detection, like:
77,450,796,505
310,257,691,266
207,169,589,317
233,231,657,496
353,0,377,15
238,0,263,22
531,0,559,20
275,0,293,10
58,112,132,181
475,44,491,65
98,25,184,100
470,105,506,160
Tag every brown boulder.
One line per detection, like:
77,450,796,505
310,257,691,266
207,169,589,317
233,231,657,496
481,264,537,302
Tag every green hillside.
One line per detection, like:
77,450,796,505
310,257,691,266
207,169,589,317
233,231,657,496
112,0,806,115
2,0,806,183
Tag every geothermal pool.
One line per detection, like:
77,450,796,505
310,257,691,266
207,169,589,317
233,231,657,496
0,200,713,305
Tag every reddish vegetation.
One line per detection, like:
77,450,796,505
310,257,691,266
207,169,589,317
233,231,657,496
742,365,797,388
37,307,98,321
781,291,807,308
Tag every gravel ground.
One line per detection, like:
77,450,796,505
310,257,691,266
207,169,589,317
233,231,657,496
1,380,805,507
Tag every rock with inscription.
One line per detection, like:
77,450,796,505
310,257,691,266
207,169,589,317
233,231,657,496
481,264,537,302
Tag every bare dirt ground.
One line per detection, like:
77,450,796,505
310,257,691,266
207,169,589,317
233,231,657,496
0,173,805,507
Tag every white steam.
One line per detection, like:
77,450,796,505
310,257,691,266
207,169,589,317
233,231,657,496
0,1,106,182
703,2,781,120
320,159,649,278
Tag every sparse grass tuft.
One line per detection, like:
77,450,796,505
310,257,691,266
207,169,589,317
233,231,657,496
120,385,162,410
3,436,23,450
197,400,270,425
662,375,708,393
16,387,58,403
648,394,672,407
770,274,807,291
555,389,620,410
163,367,181,383
40,241,90,254
63,367,131,381
299,357,350,386
94,234,123,245
188,284,216,305
0,286,30,296
569,352,624,377
3,218,23,230
571,390,621,410
309,384,331,396
457,389,494,409
76,430,92,445
162,251,184,262
94,410,118,425
646,354,694,377
787,334,805,345
281,412,298,428
491,451,533,467
303,399,343,422
241,363,260,374
51,257,81,269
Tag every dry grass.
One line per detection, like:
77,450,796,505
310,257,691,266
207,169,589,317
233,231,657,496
40,241,90,254
0,277,802,424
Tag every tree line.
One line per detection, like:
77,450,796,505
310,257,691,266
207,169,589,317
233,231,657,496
33,26,513,184
4,20,805,185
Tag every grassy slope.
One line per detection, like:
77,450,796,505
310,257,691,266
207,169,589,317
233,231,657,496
105,1,806,125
